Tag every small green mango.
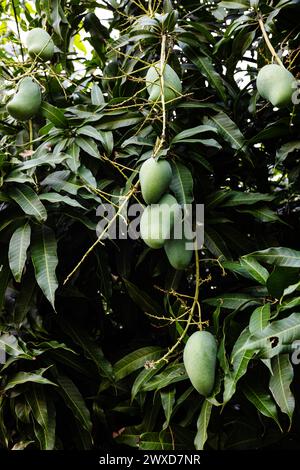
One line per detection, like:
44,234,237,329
7,77,41,121
256,64,296,107
146,63,182,103
164,235,193,270
139,158,172,204
25,28,54,61
140,193,181,249
183,331,217,397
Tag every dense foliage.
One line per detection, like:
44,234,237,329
1,0,300,450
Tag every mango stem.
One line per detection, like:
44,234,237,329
258,16,284,67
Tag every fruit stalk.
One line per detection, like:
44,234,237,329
154,246,201,366
258,15,283,67
153,33,167,158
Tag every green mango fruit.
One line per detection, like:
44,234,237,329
164,235,193,270
7,77,42,121
25,28,54,61
140,193,181,249
146,63,182,103
139,157,172,204
183,331,217,397
256,64,296,107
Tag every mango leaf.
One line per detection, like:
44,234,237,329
0,253,10,312
54,373,92,433
194,400,212,450
203,293,262,310
240,256,269,285
276,140,300,165
91,84,105,105
141,364,188,392
40,102,68,128
139,431,174,451
269,354,295,427
224,327,255,403
8,185,47,222
221,191,274,207
124,280,164,317
204,112,246,153
31,226,58,310
14,273,36,325
39,192,86,209
169,161,194,205
131,361,165,402
4,368,57,391
171,124,216,144
160,388,176,429
233,312,300,359
244,247,300,268
182,46,227,102
75,136,99,158
58,318,113,380
113,347,163,382
8,223,31,282
26,385,56,450
243,383,282,430
249,304,270,334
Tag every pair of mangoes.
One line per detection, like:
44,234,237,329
139,158,193,270
183,330,218,397
146,63,182,103
6,28,54,121
256,64,296,107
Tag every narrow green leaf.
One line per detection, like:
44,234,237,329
160,388,176,429
194,400,212,450
240,256,269,285
40,102,68,128
269,354,295,426
26,385,56,450
205,112,246,153
8,223,31,282
170,161,194,205
244,247,300,268
243,383,281,430
55,373,93,433
75,136,99,158
31,226,58,310
8,185,47,222
249,304,270,334
4,368,57,390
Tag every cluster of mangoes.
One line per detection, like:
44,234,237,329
6,28,54,121
256,63,296,107
139,157,193,270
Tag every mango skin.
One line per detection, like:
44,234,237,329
256,64,296,107
146,63,182,103
183,331,217,397
26,28,54,61
140,193,181,249
6,77,41,121
139,158,172,204
164,236,193,270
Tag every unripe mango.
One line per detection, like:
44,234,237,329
164,236,193,270
183,331,217,397
25,28,54,61
146,63,182,103
139,158,172,204
7,77,41,121
140,193,181,249
256,64,296,107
